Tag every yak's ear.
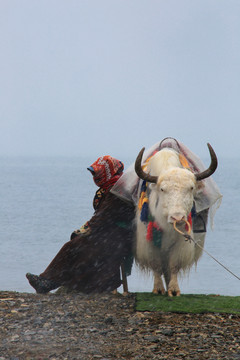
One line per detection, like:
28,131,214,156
148,183,157,191
195,180,205,193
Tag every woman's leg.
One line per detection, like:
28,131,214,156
26,235,88,293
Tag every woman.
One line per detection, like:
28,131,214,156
26,156,135,294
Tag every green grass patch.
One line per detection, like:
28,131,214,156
136,293,240,314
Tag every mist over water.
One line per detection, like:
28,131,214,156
0,156,239,296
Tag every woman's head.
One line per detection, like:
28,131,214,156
88,156,124,189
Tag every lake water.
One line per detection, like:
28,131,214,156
0,156,239,296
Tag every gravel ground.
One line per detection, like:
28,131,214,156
0,291,239,360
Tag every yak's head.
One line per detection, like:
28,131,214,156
135,144,218,230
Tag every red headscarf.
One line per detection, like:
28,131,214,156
88,156,124,190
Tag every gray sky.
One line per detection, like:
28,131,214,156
0,0,239,160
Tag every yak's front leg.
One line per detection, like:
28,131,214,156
164,270,181,297
167,273,180,297
152,272,166,295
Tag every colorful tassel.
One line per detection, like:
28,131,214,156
146,221,154,241
179,153,191,169
186,212,192,231
153,226,162,248
140,201,149,222
146,220,162,248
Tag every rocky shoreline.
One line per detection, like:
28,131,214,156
0,291,239,359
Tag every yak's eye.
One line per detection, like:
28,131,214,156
160,188,164,192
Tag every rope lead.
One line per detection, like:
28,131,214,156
173,220,240,282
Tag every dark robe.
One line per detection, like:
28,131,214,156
40,192,135,293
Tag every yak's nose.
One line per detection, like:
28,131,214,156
168,213,186,223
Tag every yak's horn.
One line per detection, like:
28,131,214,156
195,143,218,181
135,147,158,183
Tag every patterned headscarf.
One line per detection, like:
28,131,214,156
88,156,124,190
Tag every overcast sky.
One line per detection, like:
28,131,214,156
0,1,239,160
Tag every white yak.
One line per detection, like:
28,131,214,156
134,143,218,296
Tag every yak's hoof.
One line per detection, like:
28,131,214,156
168,289,181,297
152,289,166,295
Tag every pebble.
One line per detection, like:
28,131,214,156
161,328,174,336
